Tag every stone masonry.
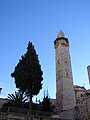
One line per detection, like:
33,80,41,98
54,31,76,112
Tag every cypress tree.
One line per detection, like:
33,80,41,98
11,41,43,110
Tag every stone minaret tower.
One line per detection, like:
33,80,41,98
54,31,76,112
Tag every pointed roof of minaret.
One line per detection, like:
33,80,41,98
57,30,65,38
54,30,69,48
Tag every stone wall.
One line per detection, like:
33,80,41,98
0,112,46,120
0,98,8,108
76,95,90,120
0,107,53,120
0,112,67,120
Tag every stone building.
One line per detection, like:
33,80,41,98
0,98,8,108
74,85,86,103
54,31,76,112
74,86,90,120
53,31,90,120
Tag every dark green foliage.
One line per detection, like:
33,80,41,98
42,95,52,112
2,90,28,109
11,41,43,106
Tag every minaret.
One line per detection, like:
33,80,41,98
54,31,76,112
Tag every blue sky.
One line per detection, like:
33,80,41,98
0,0,90,101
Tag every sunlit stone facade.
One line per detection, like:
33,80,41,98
54,31,76,111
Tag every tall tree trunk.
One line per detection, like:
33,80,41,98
29,94,32,114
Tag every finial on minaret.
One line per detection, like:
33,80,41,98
57,30,65,38
54,31,69,48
